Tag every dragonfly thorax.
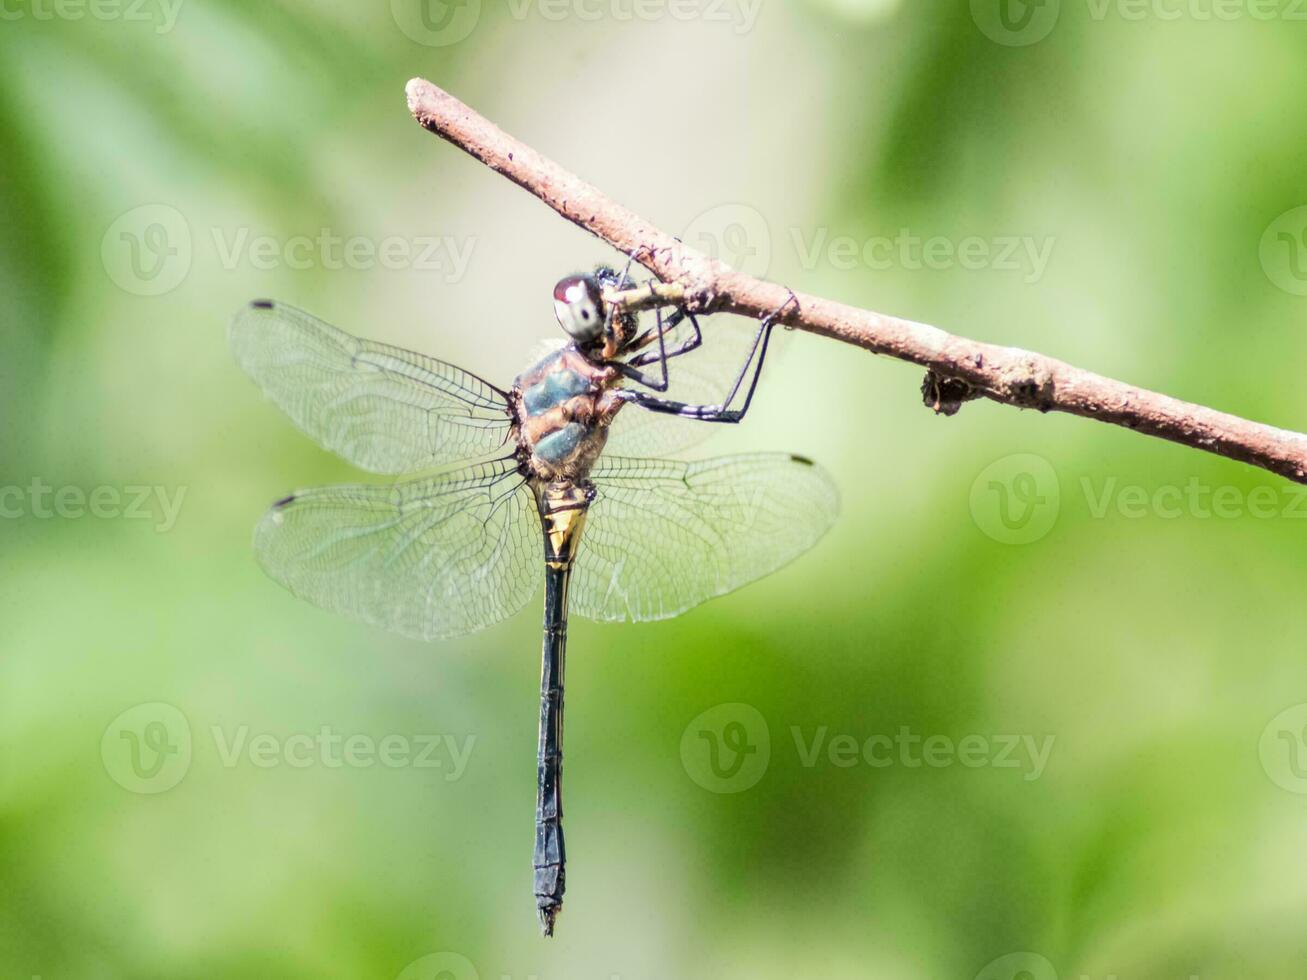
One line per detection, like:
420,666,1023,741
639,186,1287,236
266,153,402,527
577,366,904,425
511,346,624,483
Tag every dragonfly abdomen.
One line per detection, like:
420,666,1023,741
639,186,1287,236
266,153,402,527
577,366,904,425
534,562,568,936
531,481,592,936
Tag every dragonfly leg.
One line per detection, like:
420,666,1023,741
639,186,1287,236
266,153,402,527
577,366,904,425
616,304,707,391
616,290,797,423
626,305,704,369
615,305,678,392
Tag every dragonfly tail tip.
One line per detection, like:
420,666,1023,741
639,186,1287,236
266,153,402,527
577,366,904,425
538,906,559,937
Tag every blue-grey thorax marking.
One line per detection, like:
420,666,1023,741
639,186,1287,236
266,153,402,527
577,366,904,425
523,365,590,417
534,422,587,464
512,347,621,482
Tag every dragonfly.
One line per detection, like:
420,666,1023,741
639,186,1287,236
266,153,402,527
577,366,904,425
229,265,839,936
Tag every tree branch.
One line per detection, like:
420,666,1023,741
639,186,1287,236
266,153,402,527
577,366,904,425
405,76,1307,485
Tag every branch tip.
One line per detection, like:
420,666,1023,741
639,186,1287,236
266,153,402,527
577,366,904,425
403,76,1307,486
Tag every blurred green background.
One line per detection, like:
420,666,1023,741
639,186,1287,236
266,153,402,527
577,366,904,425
5,1,1307,977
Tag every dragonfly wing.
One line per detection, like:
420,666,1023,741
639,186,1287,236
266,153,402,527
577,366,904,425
572,453,838,623
254,460,541,640
231,300,513,474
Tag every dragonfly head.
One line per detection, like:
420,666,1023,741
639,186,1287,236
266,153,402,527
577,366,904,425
553,273,606,346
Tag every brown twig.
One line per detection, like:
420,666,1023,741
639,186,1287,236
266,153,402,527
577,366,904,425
406,77,1307,485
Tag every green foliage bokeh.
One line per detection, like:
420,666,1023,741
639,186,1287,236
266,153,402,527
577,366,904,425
3,2,1307,977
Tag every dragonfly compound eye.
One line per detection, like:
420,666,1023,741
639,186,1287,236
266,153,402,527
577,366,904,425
552,274,605,344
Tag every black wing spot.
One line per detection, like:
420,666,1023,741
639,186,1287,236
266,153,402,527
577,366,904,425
789,454,814,466
251,299,275,310
272,494,296,508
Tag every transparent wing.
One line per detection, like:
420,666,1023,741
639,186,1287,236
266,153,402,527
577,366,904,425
231,300,513,474
253,459,541,640
605,314,792,457
572,453,838,623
